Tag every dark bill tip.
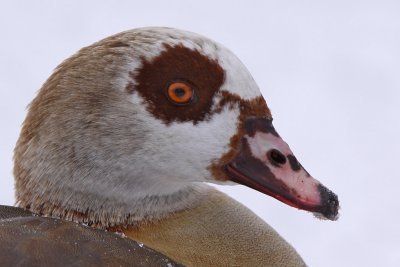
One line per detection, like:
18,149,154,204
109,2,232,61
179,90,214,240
313,185,340,221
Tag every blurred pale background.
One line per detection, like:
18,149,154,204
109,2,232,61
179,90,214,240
1,1,399,266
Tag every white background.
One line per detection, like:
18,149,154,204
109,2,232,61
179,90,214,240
1,1,399,266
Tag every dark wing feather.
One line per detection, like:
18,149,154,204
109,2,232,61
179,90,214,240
0,205,184,267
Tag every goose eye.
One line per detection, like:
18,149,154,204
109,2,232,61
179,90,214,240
167,82,194,104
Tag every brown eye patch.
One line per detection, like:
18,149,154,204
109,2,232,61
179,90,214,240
130,44,225,124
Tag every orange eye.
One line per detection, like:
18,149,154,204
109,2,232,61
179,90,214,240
167,82,194,104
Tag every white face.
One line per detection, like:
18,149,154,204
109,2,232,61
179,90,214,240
106,28,266,199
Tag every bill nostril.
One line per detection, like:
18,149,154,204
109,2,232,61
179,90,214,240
267,149,287,166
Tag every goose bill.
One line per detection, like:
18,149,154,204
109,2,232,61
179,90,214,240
224,118,339,220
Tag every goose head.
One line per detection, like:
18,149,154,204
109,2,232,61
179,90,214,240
14,27,339,227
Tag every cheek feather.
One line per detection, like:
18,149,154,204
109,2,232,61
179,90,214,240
127,91,241,183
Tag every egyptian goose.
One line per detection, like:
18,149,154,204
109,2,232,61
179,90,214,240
1,27,339,266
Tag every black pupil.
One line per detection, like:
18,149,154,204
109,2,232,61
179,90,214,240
174,88,186,97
